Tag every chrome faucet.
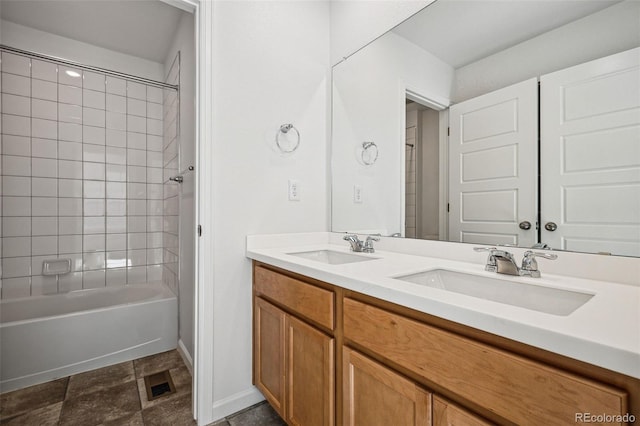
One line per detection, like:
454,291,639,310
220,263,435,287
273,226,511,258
474,247,557,277
343,234,380,253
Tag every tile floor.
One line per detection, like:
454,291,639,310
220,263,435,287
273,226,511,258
0,349,285,426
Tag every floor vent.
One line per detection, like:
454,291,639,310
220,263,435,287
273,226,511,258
144,370,176,401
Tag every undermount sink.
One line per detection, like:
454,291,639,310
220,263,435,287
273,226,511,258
288,250,376,265
394,269,594,316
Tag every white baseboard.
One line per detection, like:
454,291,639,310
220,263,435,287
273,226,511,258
177,339,193,375
210,387,265,423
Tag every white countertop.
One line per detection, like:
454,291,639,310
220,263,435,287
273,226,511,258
246,232,640,379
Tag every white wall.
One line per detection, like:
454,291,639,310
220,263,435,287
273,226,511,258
0,20,164,81
163,11,196,366
332,31,453,236
209,1,330,419
453,1,640,102
330,0,433,65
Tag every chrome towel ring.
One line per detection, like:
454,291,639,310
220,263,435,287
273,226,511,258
276,123,300,153
361,141,378,165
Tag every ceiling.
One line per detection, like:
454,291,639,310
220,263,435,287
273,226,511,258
393,0,624,69
0,0,188,63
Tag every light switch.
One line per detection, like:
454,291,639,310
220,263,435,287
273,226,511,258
288,179,300,201
354,185,363,203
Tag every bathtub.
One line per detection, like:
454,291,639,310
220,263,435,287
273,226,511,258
0,283,177,393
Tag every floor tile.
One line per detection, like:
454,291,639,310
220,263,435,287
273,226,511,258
0,378,68,420
227,402,286,426
141,392,196,426
137,366,192,410
58,380,140,426
133,350,185,379
66,361,135,399
98,411,144,426
0,401,62,426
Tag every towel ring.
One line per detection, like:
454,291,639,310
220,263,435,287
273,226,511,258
361,141,378,165
276,124,300,153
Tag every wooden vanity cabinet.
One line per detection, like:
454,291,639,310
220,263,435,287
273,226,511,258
253,264,335,426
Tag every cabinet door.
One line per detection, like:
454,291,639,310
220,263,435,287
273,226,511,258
433,396,493,426
343,347,431,426
286,315,335,426
254,297,286,417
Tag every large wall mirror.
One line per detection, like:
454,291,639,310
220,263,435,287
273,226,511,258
331,0,640,257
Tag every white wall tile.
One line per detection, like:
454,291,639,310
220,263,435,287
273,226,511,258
59,141,82,161
2,155,31,176
58,198,82,216
31,177,57,197
58,160,82,179
1,277,31,299
106,129,126,147
83,216,105,234
106,112,126,130
83,234,105,252
83,125,106,145
2,256,32,278
83,144,105,163
127,166,146,182
106,94,126,113
147,118,163,136
127,98,146,117
3,73,30,97
83,269,106,289
127,115,146,133
83,180,105,198
31,60,57,82
59,272,82,292
32,217,58,236
32,138,57,159
147,135,163,152
83,72,105,92
128,216,146,233
84,199,105,216
127,82,146,100
32,157,57,178
127,182,146,199
128,249,146,266
106,251,127,269
106,234,126,251
147,184,163,200
83,90,105,110
32,236,58,255
2,94,30,116
147,264,162,281
59,84,82,105
147,216,162,232
2,196,31,216
59,235,82,253
59,122,82,142
2,135,31,156
127,199,146,216
32,197,57,216
83,107,105,127
58,104,82,124
32,118,57,139
2,53,31,76
59,66,83,87
2,114,30,136
126,266,146,284
2,236,31,257
2,176,31,196
32,99,57,121
106,164,126,181
83,251,105,270
106,268,126,286
106,216,126,234
106,147,126,165
32,79,56,101
147,168,163,184
106,77,126,95
147,232,163,249
106,183,127,200
147,87,163,103
147,248,163,265
127,149,146,166
59,217,83,235
127,232,146,249
148,200,164,216
2,217,31,237
146,102,163,120
83,162,105,180
127,132,146,150
31,275,58,295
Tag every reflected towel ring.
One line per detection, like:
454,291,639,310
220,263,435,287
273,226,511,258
361,141,378,165
276,124,300,153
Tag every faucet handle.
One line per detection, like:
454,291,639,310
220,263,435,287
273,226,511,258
473,247,498,272
521,250,558,277
366,235,380,242
473,246,497,253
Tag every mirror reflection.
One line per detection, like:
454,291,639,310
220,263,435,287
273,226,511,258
331,0,640,256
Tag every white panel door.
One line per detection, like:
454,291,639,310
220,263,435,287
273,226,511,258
540,48,640,256
449,78,537,246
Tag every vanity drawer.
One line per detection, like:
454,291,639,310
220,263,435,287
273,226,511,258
343,298,627,425
254,265,335,330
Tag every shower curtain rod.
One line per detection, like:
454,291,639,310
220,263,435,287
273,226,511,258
0,45,179,91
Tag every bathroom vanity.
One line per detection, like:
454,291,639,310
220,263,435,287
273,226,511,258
248,233,640,426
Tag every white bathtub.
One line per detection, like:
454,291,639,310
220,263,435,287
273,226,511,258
0,283,177,393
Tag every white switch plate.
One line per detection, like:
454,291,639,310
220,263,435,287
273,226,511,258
288,179,300,201
354,185,363,203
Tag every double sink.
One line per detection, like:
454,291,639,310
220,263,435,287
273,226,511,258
287,249,594,316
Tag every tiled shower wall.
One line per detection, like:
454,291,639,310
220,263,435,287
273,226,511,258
0,50,176,299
